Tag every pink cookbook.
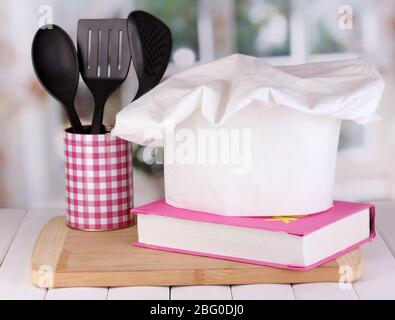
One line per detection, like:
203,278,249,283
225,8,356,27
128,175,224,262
131,200,375,270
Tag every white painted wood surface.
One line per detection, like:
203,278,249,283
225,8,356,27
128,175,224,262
352,234,395,299
171,286,232,300
0,202,395,300
373,201,395,256
108,287,170,300
0,209,62,300
232,284,295,300
0,209,25,265
292,283,358,300
46,287,108,300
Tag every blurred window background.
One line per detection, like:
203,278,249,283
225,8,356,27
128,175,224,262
0,0,394,208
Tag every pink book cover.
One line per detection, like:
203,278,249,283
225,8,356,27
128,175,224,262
131,200,375,270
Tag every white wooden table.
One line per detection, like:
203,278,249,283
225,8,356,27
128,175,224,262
0,201,395,300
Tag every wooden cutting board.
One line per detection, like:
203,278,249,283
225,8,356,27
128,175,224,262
31,216,363,288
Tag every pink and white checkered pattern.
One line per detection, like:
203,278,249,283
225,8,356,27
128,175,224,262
64,130,133,231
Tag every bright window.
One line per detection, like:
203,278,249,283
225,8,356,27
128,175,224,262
136,0,199,66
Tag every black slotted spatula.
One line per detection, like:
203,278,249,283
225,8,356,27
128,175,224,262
127,10,172,101
77,19,131,134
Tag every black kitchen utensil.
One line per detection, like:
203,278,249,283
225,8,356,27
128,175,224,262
127,10,172,101
77,19,131,134
31,25,84,134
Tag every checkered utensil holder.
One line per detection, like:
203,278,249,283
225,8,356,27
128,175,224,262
64,128,133,231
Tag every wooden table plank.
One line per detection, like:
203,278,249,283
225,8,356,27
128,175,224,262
231,284,295,300
46,288,108,300
292,283,358,300
0,209,25,265
353,233,395,299
171,286,232,300
0,208,64,300
108,287,170,300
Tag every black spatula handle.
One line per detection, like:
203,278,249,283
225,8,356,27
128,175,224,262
91,94,108,134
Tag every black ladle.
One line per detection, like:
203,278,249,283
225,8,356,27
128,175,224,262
32,24,84,133
127,11,172,101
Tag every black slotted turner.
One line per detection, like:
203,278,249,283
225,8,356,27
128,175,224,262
127,10,172,101
77,19,131,134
